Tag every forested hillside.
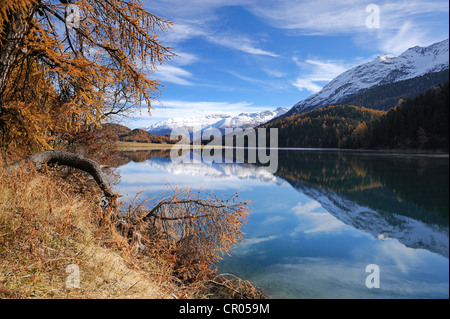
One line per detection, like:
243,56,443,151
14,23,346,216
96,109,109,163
261,82,448,151
101,123,178,144
259,105,385,148
345,82,449,150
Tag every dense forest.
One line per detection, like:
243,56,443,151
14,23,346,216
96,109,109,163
346,81,449,150
259,105,385,148
261,82,449,151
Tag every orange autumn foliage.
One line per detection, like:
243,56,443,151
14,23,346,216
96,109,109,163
0,0,174,158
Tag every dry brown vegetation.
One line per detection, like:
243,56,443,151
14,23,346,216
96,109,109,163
0,162,264,299
100,123,180,145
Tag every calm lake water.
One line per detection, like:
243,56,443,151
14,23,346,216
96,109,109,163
112,149,449,299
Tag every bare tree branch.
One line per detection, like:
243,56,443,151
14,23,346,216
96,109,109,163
8,150,117,198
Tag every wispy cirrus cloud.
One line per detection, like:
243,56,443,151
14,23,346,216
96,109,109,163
120,99,262,128
125,99,259,120
162,22,207,43
248,0,367,34
248,0,448,34
153,51,199,86
249,0,448,54
151,99,256,116
164,21,279,57
155,64,193,86
228,70,289,91
154,0,448,54
148,0,279,58
291,57,360,94
205,32,279,57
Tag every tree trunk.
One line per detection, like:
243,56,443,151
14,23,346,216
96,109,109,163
9,150,117,198
0,3,38,106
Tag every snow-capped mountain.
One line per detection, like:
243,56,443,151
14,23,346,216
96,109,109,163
145,107,288,136
284,39,449,117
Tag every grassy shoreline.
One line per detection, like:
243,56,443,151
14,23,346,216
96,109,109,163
117,141,179,150
116,141,231,151
118,141,448,156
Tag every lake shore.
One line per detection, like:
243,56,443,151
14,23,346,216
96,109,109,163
117,141,229,151
118,141,449,157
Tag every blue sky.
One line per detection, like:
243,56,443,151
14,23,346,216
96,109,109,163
121,0,449,129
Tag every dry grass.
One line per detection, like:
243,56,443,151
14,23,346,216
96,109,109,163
0,163,179,299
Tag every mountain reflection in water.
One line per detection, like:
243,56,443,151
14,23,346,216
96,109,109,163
112,149,449,298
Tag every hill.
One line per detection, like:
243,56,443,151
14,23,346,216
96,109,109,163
101,123,178,144
260,105,385,148
262,83,449,151
345,82,449,150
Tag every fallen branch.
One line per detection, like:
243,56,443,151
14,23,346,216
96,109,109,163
8,150,117,198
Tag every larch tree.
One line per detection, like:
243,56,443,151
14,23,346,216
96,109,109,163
0,1,252,278
0,0,174,156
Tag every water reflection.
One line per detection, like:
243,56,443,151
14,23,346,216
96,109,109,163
113,149,449,298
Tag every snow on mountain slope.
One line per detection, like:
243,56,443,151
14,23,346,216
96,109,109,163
145,107,288,136
287,39,449,116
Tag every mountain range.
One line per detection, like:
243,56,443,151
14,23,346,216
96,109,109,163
142,39,448,134
280,38,449,118
144,107,287,136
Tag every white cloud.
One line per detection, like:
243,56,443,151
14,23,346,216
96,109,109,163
249,0,448,35
153,51,199,86
152,0,448,54
291,58,358,93
241,235,278,247
144,0,247,21
248,0,367,34
206,33,278,57
118,98,279,128
155,64,193,85
152,99,255,115
163,22,207,43
252,0,448,55
378,239,426,274
291,200,346,234
228,70,289,91
263,68,287,78
148,2,279,57
292,79,323,94
292,200,322,214
373,21,441,56
166,23,279,57
126,99,260,121
380,1,449,20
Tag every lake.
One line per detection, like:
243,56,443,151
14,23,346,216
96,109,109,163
112,149,449,299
